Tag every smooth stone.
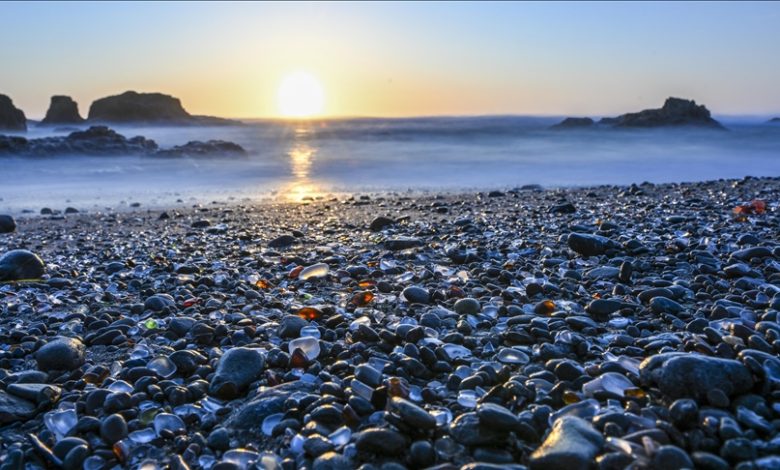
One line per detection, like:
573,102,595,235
0,249,45,281
207,427,231,451
369,216,395,232
354,364,382,388
0,390,36,424
0,214,16,233
354,428,407,455
35,337,85,372
313,452,352,470
227,381,317,430
402,286,430,304
391,397,436,430
62,445,89,470
476,402,519,431
277,315,308,338
529,416,604,470
449,412,508,446
384,237,423,251
649,296,684,314
6,383,61,406
585,266,620,280
652,445,694,470
168,350,206,376
640,353,753,399
144,294,175,312
100,414,128,444
268,234,296,248
454,298,481,315
669,399,699,428
730,247,772,261
691,452,730,470
567,233,618,257
168,317,196,337
209,347,266,399
303,434,333,457
747,456,780,470
586,299,624,317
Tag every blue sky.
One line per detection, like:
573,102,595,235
1,1,779,118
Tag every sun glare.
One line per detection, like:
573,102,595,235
277,71,325,118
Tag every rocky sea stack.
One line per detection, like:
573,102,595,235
88,90,240,126
0,94,27,131
552,97,724,130
551,117,595,129
40,95,85,125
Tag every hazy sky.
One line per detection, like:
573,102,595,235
2,1,780,118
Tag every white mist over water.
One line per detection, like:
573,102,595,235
2,117,780,213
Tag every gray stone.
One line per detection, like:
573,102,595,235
449,412,508,446
36,337,85,372
354,428,407,455
649,296,685,314
402,286,430,304
369,216,395,232
586,299,624,319
313,452,352,470
390,397,436,430
144,294,175,312
227,381,316,429
0,215,16,233
0,249,45,281
652,445,694,470
100,414,128,444
476,402,519,431
384,237,423,251
355,364,382,388
277,315,308,338
209,347,266,399
585,266,620,280
0,390,36,424
268,234,296,249
567,233,618,257
454,298,481,315
529,416,604,470
640,353,753,399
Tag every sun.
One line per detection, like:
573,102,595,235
277,71,325,118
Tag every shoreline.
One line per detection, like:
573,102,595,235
4,175,779,218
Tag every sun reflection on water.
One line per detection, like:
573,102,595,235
281,125,323,202
289,144,314,180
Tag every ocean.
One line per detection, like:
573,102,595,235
2,116,779,212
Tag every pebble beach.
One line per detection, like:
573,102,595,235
1,176,780,470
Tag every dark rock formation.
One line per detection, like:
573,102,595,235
0,126,245,157
0,126,157,156
0,94,27,131
554,98,724,130
88,91,240,125
599,97,723,129
89,91,189,122
40,96,85,125
769,117,780,123
551,117,594,129
156,140,246,157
